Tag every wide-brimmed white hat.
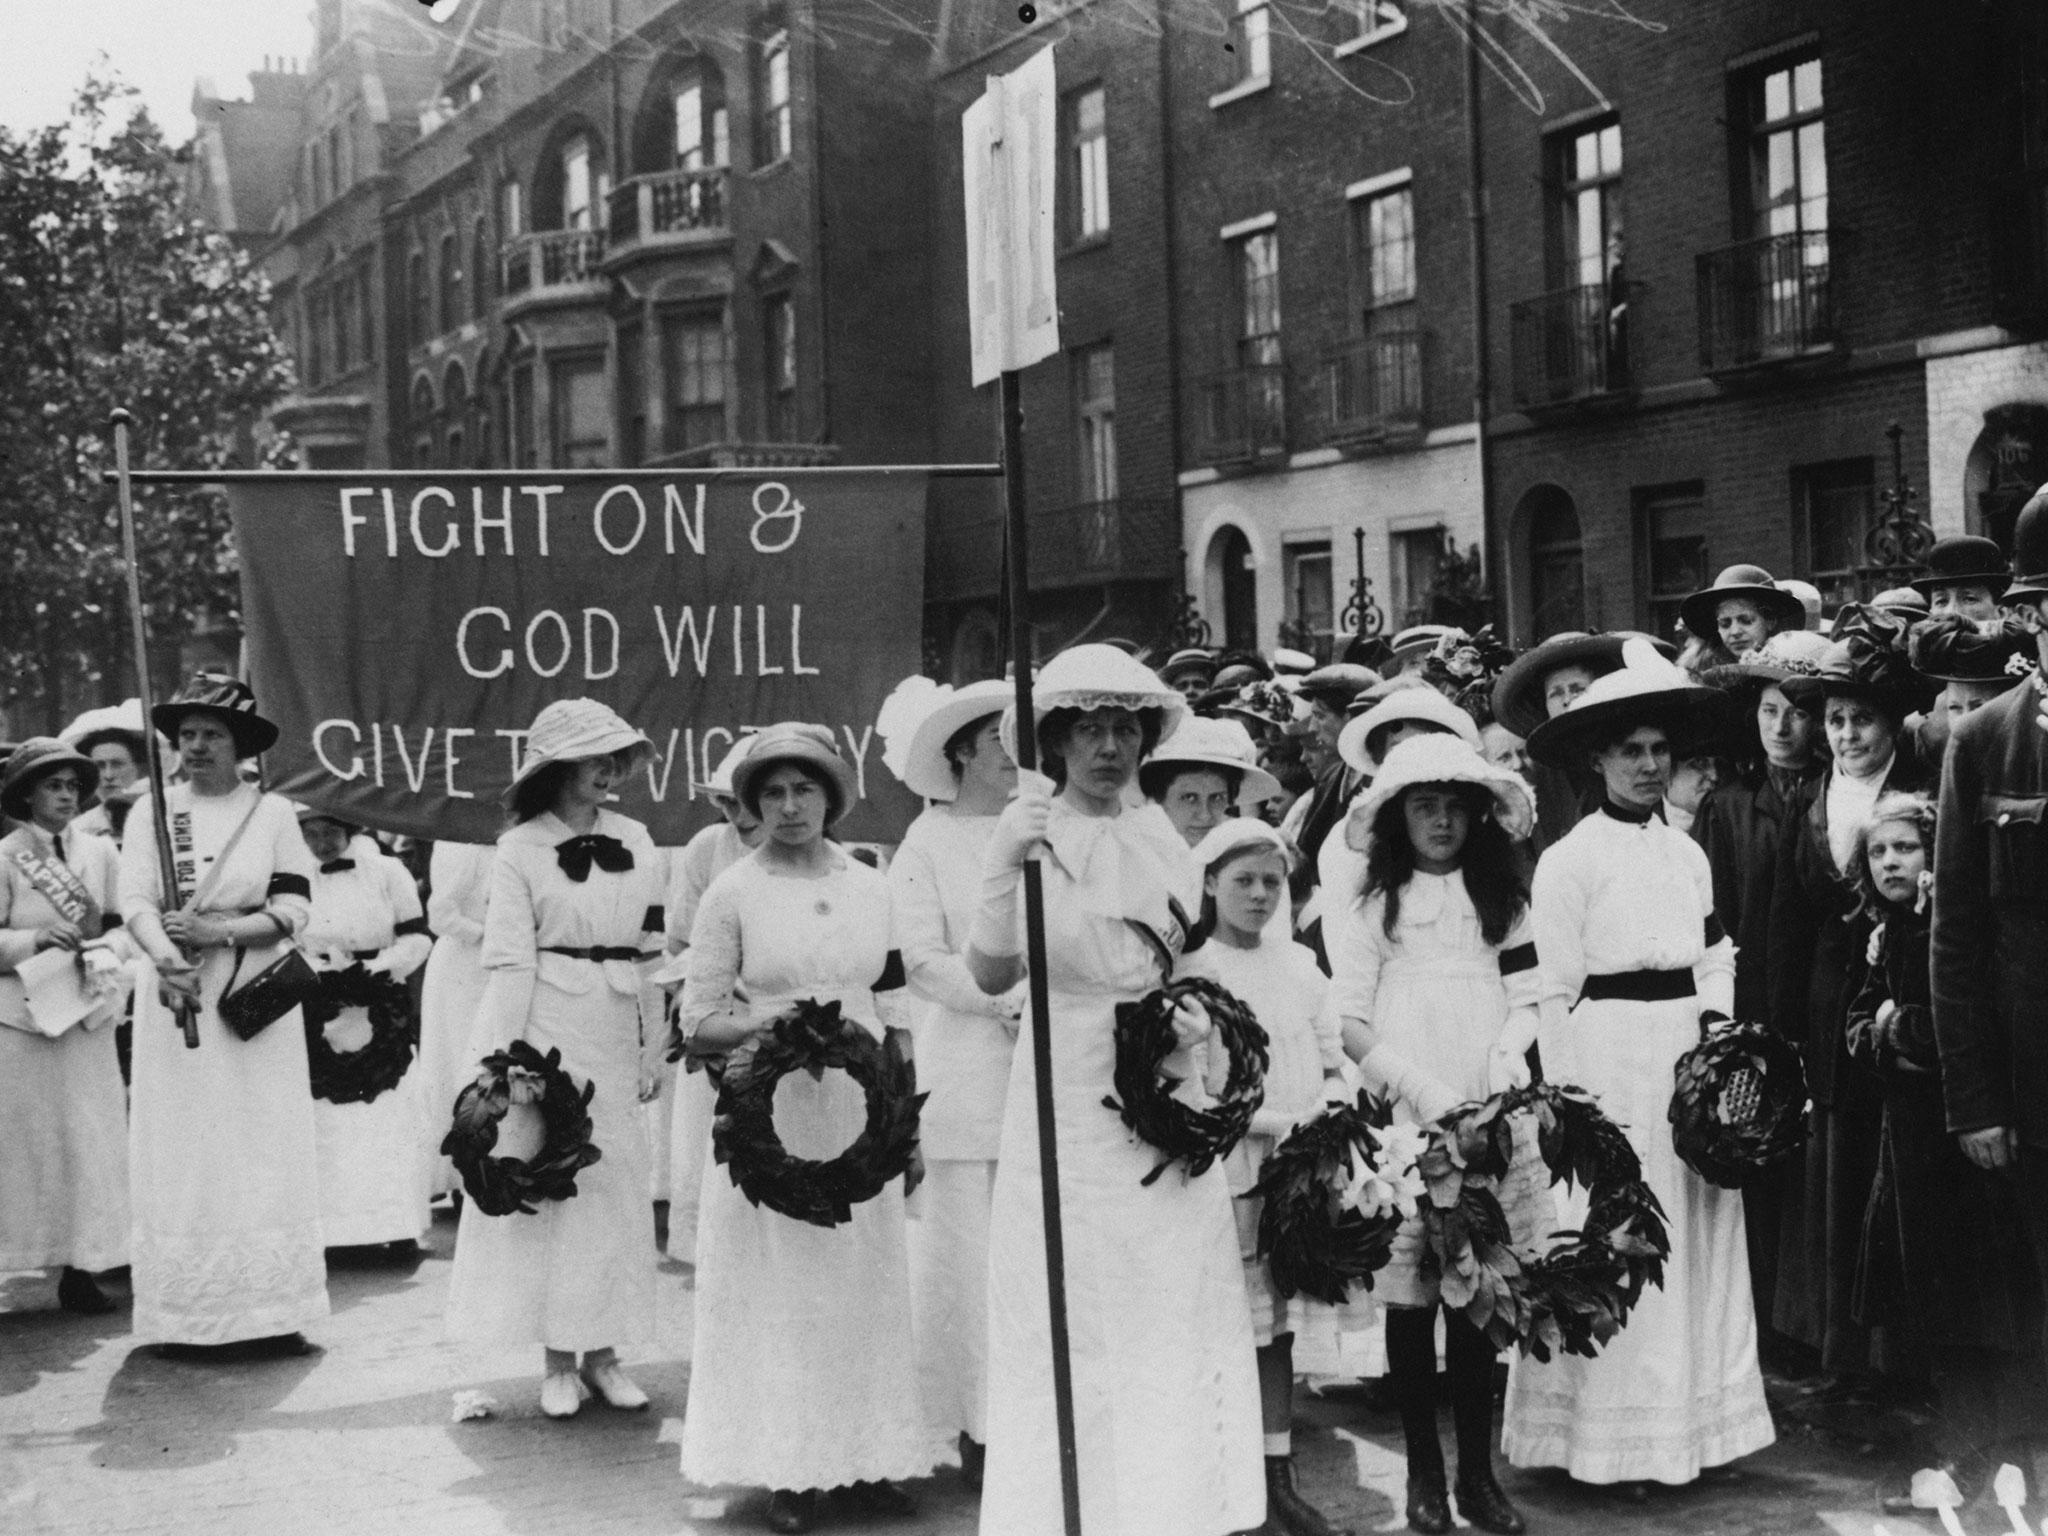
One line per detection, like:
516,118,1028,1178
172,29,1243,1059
505,699,653,798
700,733,757,799
1337,683,1481,776
1525,637,1718,769
1190,817,1296,874
1139,714,1282,808
1343,732,1536,851
878,675,1014,802
1000,643,1186,763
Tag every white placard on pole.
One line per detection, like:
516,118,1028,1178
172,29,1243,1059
963,46,1061,388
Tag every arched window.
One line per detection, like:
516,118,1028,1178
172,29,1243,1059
442,364,469,468
1205,525,1257,651
411,377,438,467
438,230,461,335
471,217,490,320
1519,485,1585,640
532,128,607,232
407,248,429,347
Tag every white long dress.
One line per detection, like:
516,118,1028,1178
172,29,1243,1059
980,800,1265,1536
120,784,329,1345
302,837,433,1246
663,821,753,1262
677,849,943,1492
890,803,1014,1446
418,842,493,1198
0,824,132,1272
1326,875,1550,1307
1501,807,1775,1484
443,809,663,1351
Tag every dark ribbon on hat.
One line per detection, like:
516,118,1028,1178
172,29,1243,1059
556,833,634,882
320,858,356,874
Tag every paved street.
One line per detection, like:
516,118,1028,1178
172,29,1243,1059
0,1208,2037,1536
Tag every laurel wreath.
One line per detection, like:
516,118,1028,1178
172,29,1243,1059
1251,1090,1405,1306
1668,1020,1810,1189
441,1040,603,1217
710,998,926,1229
303,965,417,1106
1103,977,1269,1186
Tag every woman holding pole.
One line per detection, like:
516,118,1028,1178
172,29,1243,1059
966,644,1264,1536
120,674,328,1352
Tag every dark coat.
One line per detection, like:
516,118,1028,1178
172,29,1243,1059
1692,761,1824,1026
1931,674,2048,1147
1294,760,1360,873
1850,901,2043,1353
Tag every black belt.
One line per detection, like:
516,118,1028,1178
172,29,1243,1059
542,946,644,963
1581,969,1695,1003
351,949,380,962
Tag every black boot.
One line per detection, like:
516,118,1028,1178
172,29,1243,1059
1386,1306,1451,1535
1266,1455,1353,1536
1447,1315,1524,1534
959,1433,986,1492
57,1267,115,1316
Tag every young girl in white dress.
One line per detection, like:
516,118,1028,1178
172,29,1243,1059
1326,733,1546,1536
1193,817,1354,1536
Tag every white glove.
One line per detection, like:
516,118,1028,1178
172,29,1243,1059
987,773,1054,870
1487,1045,1532,1096
1170,995,1212,1050
988,980,1029,1033
1363,1045,1462,1124
361,952,398,977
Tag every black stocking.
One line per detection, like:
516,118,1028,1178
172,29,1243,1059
1445,1311,1499,1480
1385,1305,1445,1481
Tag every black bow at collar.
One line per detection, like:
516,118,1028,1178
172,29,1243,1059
556,833,634,882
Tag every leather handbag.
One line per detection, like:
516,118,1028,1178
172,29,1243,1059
217,942,322,1042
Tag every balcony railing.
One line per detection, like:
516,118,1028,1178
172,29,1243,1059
1196,363,1287,466
605,168,730,254
1509,282,1631,408
1696,230,1835,373
1991,168,2048,330
499,229,606,301
928,497,1177,601
651,441,842,470
1321,331,1424,443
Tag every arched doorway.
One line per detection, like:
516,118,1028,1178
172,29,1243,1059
1965,403,2048,554
1517,485,1585,640
1205,525,1257,652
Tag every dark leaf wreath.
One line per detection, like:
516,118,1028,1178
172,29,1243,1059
1251,1089,1406,1306
1668,1021,1810,1189
303,964,418,1106
1104,976,1269,1187
1417,1083,1672,1362
441,1040,603,1217
710,998,927,1229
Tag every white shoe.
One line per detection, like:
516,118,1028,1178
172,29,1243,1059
579,1359,649,1411
540,1369,589,1419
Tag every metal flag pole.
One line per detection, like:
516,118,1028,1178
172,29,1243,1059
110,410,198,1049
1001,367,1084,1536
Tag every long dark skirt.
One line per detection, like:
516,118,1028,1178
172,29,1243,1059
1773,1060,1887,1373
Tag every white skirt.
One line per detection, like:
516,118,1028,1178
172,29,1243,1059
665,1065,718,1263
908,1158,998,1442
417,934,485,1197
312,1022,431,1248
0,1020,129,1271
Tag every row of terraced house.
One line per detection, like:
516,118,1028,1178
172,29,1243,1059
185,0,2048,676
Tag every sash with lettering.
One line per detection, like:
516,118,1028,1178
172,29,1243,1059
7,831,100,933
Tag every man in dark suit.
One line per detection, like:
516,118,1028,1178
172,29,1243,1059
1932,486,2048,1335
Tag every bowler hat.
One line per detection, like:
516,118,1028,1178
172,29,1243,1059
2005,485,2048,603
151,673,280,758
0,738,99,822
1910,535,2011,600
1678,566,1807,643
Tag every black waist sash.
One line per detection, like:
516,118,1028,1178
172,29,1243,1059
1581,968,1695,1003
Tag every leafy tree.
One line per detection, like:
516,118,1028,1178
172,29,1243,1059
0,75,292,735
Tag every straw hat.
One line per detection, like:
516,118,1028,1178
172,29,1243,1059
1778,579,1825,631
504,698,653,798
878,676,1013,802
1190,817,1296,874
1700,628,1834,689
152,673,279,758
1388,624,1461,667
1269,647,1316,676
1677,565,1806,642
730,721,858,825
0,737,98,822
999,643,1186,763
1138,714,1283,808
1158,648,1218,686
1336,684,1481,776
701,733,758,799
1343,733,1535,848
1525,638,1719,769
1490,632,1677,739
61,700,150,763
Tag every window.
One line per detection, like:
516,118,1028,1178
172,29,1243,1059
663,308,730,451
1635,484,1710,640
411,378,437,468
763,294,797,439
551,355,609,466
306,288,328,385
336,118,355,189
407,249,428,346
1747,55,1827,241
1795,458,1875,611
1073,343,1116,503
1355,184,1415,313
562,136,593,229
471,218,490,319
443,367,469,468
618,323,646,465
1554,119,1622,290
1391,528,1442,629
1235,228,1281,369
510,363,536,467
332,274,356,374
1346,0,1406,46
1281,540,1334,661
759,28,792,165
501,179,523,237
438,231,461,335
1231,0,1272,85
1525,487,1586,639
357,256,376,362
328,126,345,195
1065,85,1109,243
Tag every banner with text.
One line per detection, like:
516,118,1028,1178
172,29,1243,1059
227,471,928,845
